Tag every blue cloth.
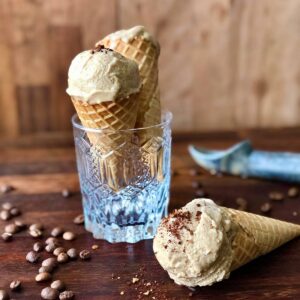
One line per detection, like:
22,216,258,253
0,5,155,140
188,140,300,183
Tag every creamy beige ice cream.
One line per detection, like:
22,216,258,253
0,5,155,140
153,199,236,287
66,46,141,104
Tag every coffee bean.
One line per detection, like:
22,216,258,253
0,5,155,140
53,247,65,256
42,258,57,268
0,290,9,300
51,227,64,237
0,184,13,194
67,248,78,260
0,210,11,221
2,232,13,242
29,223,44,231
191,181,202,189
79,249,91,260
5,223,19,234
39,265,54,274
26,251,40,263
41,287,59,300
59,291,74,300
9,280,21,291
57,253,68,264
14,220,27,230
73,214,84,225
33,242,44,252
29,228,43,238
36,272,52,282
45,243,56,253
10,208,20,217
261,202,272,213
61,189,71,198
63,232,76,241
51,280,65,291
288,187,299,198
268,191,284,201
236,197,248,211
45,237,59,245
2,202,14,210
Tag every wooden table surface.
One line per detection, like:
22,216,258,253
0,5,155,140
1,129,300,299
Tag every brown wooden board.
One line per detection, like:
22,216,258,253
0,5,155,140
0,132,300,299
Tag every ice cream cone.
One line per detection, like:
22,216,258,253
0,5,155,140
100,26,164,180
222,208,300,271
72,95,139,191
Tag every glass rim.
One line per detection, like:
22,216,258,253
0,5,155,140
71,110,172,133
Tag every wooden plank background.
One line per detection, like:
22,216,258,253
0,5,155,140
0,0,300,141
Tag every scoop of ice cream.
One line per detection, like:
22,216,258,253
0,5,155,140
66,46,141,104
153,199,236,287
97,25,160,53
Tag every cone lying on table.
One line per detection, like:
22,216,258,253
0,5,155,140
99,26,164,180
153,199,300,287
67,46,142,191
223,207,300,271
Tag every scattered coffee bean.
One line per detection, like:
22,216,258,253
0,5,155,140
51,227,64,237
2,202,14,210
0,210,11,221
46,237,59,245
14,220,26,230
0,185,13,194
61,189,71,198
269,191,284,201
288,187,299,198
33,242,44,252
10,208,20,217
92,245,99,250
57,252,69,263
73,214,84,225
191,181,202,189
45,243,56,253
42,258,57,269
195,189,207,198
79,249,91,260
29,223,44,231
189,168,200,176
261,202,272,213
39,265,54,274
59,291,74,300
26,251,40,263
2,232,13,242
51,280,65,292
236,197,248,211
41,287,59,300
63,232,76,241
5,223,19,234
29,228,43,238
67,248,78,260
9,280,21,291
53,247,65,256
0,290,9,300
36,272,52,282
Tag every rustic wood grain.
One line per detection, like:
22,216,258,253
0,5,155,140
0,131,300,299
1,0,300,139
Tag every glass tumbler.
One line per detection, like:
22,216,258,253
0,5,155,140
72,112,172,243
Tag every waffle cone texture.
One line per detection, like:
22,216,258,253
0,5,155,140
222,208,300,271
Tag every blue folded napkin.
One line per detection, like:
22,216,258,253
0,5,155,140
188,140,300,183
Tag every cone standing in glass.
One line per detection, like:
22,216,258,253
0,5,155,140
153,199,300,287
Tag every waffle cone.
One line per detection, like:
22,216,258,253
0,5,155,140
71,95,139,191
101,36,164,180
221,208,300,271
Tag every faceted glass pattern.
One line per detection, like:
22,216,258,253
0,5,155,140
72,112,172,243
